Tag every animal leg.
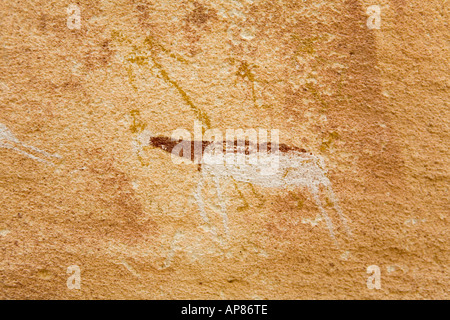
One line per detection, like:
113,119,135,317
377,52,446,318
311,186,339,247
213,175,229,239
194,171,218,241
326,185,352,237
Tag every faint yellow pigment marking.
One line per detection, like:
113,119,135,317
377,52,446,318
111,30,131,44
290,34,334,112
129,110,151,166
233,60,259,108
127,64,138,91
111,30,211,130
130,109,147,134
320,131,340,153
143,36,211,130
37,269,54,280
291,35,324,56
305,80,328,111
249,183,265,207
228,58,282,109
144,35,189,65
232,179,249,212
289,191,306,209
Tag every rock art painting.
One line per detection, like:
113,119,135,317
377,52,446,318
0,0,448,301
142,134,351,247
0,123,61,166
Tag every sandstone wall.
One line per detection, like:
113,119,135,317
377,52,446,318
0,0,448,299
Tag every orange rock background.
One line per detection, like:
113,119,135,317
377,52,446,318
0,0,448,299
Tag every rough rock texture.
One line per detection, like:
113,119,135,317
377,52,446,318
0,0,448,299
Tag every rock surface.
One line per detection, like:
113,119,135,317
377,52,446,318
0,0,448,299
